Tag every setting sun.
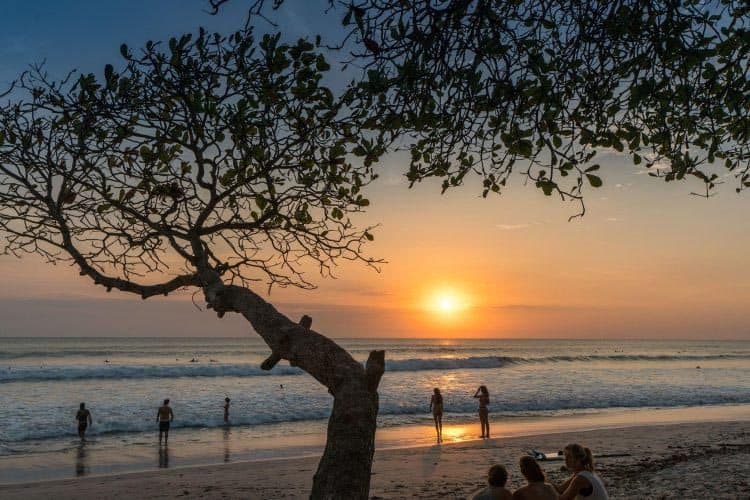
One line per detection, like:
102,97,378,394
425,288,471,317
437,295,457,313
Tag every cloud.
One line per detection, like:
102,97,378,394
486,303,598,312
635,162,673,175
496,223,531,230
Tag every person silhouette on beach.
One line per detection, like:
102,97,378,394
224,397,231,423
512,456,558,499
76,402,92,441
470,464,512,500
473,385,490,438
156,399,174,445
429,388,444,443
555,444,609,500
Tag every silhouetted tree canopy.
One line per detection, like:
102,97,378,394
213,0,750,216
0,26,384,291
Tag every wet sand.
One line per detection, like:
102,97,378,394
1,419,748,499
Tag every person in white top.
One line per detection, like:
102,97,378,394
555,443,609,500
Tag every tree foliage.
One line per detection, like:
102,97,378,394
215,0,750,216
0,25,385,292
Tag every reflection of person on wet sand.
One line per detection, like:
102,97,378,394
76,403,92,441
223,426,231,463
429,388,444,443
158,445,169,468
75,441,88,477
156,399,174,445
224,397,231,423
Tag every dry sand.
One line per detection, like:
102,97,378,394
2,420,748,499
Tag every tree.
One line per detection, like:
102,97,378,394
0,26,386,499
214,1,750,217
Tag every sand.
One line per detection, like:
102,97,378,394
1,420,748,499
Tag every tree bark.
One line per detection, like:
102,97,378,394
200,271,385,499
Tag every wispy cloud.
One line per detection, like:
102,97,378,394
496,223,531,230
635,161,673,175
486,303,599,312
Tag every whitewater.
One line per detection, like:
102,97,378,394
1,337,749,450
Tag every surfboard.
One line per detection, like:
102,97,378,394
527,449,564,461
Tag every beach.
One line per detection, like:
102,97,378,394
2,338,749,497
1,420,748,499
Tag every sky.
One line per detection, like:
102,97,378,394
0,1,749,339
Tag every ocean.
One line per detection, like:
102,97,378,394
1,337,749,482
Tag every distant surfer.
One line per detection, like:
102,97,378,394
429,388,444,443
156,399,174,445
473,385,490,438
76,402,92,441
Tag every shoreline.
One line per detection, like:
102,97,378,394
1,413,749,499
1,403,749,485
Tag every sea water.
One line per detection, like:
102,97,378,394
1,337,749,481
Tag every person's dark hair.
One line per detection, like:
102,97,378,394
480,385,489,395
519,456,545,482
79,402,85,409
163,399,170,405
564,443,595,471
225,397,230,402
434,387,440,394
487,464,508,487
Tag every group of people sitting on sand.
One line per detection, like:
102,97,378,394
471,444,609,500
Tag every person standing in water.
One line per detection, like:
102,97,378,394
76,403,92,441
429,388,444,442
156,399,174,445
473,385,490,438
223,397,231,423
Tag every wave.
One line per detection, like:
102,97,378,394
385,353,750,371
0,364,304,382
2,353,748,383
5,396,750,445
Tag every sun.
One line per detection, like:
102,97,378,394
426,288,470,317
437,295,458,313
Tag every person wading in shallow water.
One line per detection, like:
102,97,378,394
473,385,491,438
224,397,231,423
429,388,444,443
156,399,174,445
76,402,92,441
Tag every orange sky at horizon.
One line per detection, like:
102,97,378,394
2,149,750,340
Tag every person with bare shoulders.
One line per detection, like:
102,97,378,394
75,402,92,441
512,456,559,500
429,388,443,442
473,385,490,438
555,444,609,500
470,464,512,500
156,399,174,445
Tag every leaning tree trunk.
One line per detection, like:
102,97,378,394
201,270,385,499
